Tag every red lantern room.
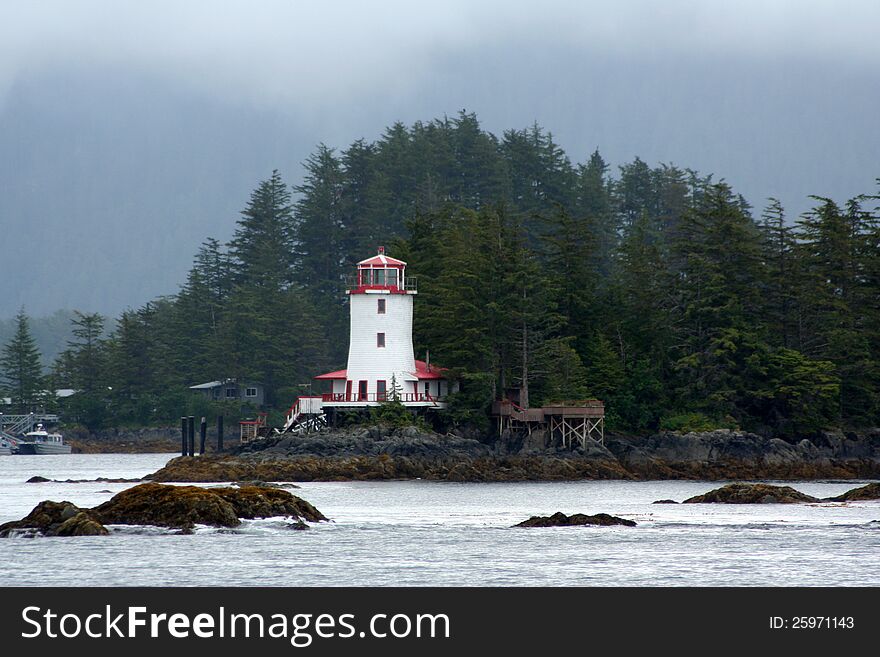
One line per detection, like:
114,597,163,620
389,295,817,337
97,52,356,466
348,246,413,294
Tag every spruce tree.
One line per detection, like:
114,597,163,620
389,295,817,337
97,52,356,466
0,308,44,412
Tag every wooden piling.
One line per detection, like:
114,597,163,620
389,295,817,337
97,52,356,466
187,416,195,457
217,415,224,452
199,417,207,455
180,417,187,457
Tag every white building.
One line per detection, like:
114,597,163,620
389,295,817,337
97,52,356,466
282,248,453,431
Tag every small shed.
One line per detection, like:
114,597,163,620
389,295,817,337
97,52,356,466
189,379,264,406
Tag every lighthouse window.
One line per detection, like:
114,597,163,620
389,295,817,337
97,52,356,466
377,380,387,401
374,269,386,286
377,332,385,348
377,299,385,314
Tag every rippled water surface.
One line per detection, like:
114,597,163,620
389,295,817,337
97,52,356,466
1,453,878,586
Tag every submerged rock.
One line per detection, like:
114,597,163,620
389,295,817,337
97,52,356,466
652,499,679,504
826,483,880,502
514,511,636,528
26,475,143,484
683,483,819,504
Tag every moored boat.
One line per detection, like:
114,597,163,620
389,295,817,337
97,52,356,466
16,424,72,455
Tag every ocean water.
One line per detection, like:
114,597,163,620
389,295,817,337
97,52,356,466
0,453,878,586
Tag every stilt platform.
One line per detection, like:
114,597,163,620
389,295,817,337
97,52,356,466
491,400,605,447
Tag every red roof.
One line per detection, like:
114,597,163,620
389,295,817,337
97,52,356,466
312,360,448,381
314,368,347,380
413,360,446,380
357,253,407,268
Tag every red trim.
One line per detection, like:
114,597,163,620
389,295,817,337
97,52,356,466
345,380,352,399
323,392,438,403
357,255,406,267
348,286,409,295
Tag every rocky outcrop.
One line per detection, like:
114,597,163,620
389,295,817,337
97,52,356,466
149,453,632,483
605,430,880,480
514,512,636,528
0,483,327,537
0,501,108,537
826,483,880,502
91,482,326,528
91,483,241,528
55,512,109,536
683,483,820,504
143,425,880,483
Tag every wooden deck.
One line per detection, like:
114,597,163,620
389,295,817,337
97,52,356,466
491,399,606,446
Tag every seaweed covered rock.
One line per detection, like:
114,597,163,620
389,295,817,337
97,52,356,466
92,483,241,528
55,512,109,536
212,486,327,522
92,482,327,529
826,483,880,502
683,483,819,504
514,511,636,528
1,483,328,537
0,501,108,537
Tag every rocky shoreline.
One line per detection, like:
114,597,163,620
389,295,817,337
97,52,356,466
63,426,180,453
143,425,880,483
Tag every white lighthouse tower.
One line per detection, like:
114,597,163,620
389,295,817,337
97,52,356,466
343,247,418,401
282,247,451,432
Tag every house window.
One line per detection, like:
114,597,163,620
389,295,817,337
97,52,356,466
424,382,430,399
377,332,385,348
358,380,368,401
245,387,258,398
377,380,387,401
377,298,385,314
225,387,238,399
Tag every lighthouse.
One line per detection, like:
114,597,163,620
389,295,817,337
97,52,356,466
282,248,453,432
343,247,418,400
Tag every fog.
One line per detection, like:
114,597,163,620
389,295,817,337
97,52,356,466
1,1,878,316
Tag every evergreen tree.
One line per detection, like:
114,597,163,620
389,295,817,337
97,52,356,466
759,198,796,348
0,308,44,412
230,169,296,288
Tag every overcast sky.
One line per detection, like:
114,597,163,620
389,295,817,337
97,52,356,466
1,1,878,316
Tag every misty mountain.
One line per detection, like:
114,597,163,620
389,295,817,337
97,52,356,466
1,2,878,318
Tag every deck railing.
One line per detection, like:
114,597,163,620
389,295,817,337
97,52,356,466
322,392,440,403
344,275,417,293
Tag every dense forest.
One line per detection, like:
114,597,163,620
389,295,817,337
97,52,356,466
2,113,878,437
